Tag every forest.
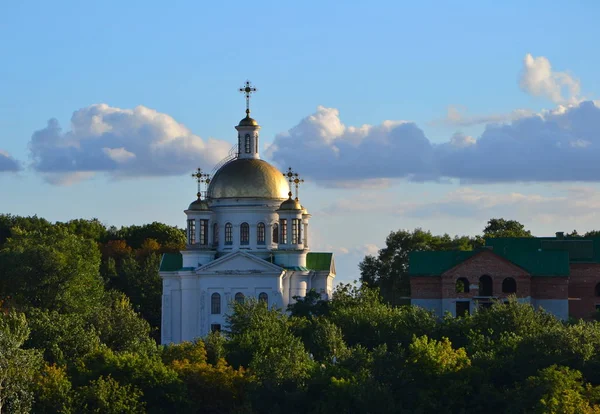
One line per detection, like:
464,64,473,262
2,214,600,413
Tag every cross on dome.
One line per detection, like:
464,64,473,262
191,167,211,199
284,167,304,201
238,80,257,116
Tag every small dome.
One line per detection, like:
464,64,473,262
207,158,289,199
278,194,302,211
238,116,258,127
188,198,210,211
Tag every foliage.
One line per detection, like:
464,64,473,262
73,375,145,414
483,218,533,238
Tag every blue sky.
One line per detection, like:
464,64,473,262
2,0,600,282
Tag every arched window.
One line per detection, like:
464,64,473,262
225,223,232,245
257,222,265,244
235,292,245,304
595,282,600,297
259,292,268,304
272,223,279,244
502,277,517,294
213,223,219,246
456,278,470,293
280,219,287,244
240,222,249,245
479,275,493,296
245,134,251,153
211,293,221,314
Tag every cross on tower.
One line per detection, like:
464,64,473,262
191,168,211,199
284,167,304,201
238,80,257,116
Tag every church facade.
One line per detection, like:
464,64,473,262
159,83,335,344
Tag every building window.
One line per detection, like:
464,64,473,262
292,218,300,244
257,222,265,244
479,302,493,311
456,278,470,293
187,219,196,244
479,275,493,296
225,223,232,245
211,324,221,333
235,292,245,304
255,136,259,153
199,219,208,245
502,277,517,294
211,293,221,314
213,223,219,246
240,222,249,245
245,134,251,153
595,283,600,297
272,223,279,244
259,292,268,305
456,301,470,317
280,219,287,244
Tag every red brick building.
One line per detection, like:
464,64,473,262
409,234,600,320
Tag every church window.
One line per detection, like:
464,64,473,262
225,223,233,245
292,219,300,244
211,293,221,314
479,275,493,296
213,223,219,246
272,223,279,244
211,324,221,332
245,134,251,153
240,222,250,245
257,222,265,244
255,136,259,153
456,278,470,293
280,219,287,244
502,277,517,294
199,219,208,245
187,219,196,244
235,292,245,304
259,292,268,304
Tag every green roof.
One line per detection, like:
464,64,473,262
409,251,476,276
160,252,183,272
502,250,569,276
485,237,600,263
306,252,333,271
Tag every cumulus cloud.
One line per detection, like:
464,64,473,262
269,101,600,184
519,53,581,104
0,150,21,172
29,104,231,184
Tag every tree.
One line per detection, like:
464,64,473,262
359,228,476,304
0,311,42,414
0,227,104,316
482,218,532,239
32,364,74,414
73,375,145,414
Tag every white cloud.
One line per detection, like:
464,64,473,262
270,100,600,185
0,150,21,172
29,104,231,184
519,53,581,104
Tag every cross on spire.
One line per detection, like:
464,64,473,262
238,80,257,116
191,168,211,199
284,167,304,201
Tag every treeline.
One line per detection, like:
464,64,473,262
2,215,600,412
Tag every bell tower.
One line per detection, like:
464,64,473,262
236,80,261,159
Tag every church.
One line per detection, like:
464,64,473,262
159,82,336,344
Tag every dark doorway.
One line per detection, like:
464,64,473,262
456,301,470,317
479,275,493,296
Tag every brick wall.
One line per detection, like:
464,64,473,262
530,277,569,299
410,276,441,299
441,250,531,299
568,263,600,319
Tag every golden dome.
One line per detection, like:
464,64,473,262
278,193,302,211
207,159,289,199
188,198,210,211
238,116,258,127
